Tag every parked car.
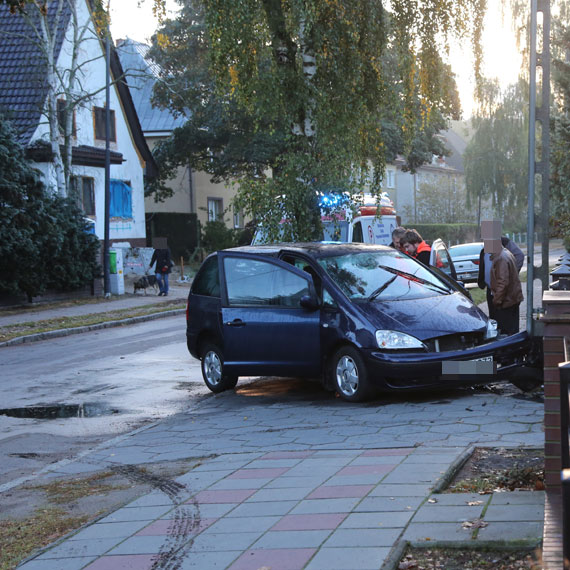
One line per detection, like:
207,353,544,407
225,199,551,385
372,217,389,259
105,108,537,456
186,243,538,402
449,242,484,283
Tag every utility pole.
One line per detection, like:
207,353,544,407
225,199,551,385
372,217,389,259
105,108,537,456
526,0,550,334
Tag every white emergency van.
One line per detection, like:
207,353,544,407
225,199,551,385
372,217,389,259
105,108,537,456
252,193,399,246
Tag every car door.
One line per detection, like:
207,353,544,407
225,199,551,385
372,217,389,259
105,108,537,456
219,252,321,377
431,238,458,280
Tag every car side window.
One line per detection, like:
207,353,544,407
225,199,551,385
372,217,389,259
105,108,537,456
191,256,220,297
224,257,309,308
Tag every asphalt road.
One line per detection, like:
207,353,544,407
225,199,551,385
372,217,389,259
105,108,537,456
0,315,204,486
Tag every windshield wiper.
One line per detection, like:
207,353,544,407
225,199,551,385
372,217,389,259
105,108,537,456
377,264,451,294
367,275,398,302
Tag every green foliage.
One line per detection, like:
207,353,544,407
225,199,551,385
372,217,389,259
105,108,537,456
407,223,479,245
0,116,99,302
148,0,484,238
463,78,529,230
403,178,474,224
551,24,570,244
200,221,239,253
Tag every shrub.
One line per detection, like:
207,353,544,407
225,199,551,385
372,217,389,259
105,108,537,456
0,116,100,301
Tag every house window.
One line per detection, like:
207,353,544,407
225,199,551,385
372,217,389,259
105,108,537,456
57,99,76,136
386,169,395,189
94,106,116,142
233,207,242,228
110,179,132,219
208,198,223,222
71,176,95,216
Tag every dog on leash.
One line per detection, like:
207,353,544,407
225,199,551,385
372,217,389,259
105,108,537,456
133,274,158,295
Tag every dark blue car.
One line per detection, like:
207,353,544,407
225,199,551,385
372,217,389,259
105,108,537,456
186,243,538,401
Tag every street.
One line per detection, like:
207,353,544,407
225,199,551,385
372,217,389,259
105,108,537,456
0,315,204,486
0,314,544,491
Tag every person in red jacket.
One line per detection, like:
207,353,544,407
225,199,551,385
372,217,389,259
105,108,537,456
400,229,431,265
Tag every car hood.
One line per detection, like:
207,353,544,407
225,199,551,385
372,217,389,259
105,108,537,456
359,292,488,340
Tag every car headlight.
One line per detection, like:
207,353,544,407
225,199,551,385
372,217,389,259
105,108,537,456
376,330,425,350
484,319,498,340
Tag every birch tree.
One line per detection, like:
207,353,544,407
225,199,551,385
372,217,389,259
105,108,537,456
1,0,109,197
149,0,484,240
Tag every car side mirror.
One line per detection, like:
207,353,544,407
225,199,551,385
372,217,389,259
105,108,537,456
300,294,319,310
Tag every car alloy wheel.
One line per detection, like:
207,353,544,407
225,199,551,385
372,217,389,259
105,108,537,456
337,355,359,396
200,342,238,393
203,350,222,387
332,346,371,402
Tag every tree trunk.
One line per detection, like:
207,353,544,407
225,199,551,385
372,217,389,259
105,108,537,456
38,0,67,197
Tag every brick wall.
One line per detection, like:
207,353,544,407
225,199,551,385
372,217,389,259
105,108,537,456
542,290,570,489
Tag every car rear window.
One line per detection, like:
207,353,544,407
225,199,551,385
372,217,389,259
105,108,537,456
450,243,483,258
191,256,220,297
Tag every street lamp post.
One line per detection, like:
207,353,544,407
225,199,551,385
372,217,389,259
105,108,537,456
103,0,111,298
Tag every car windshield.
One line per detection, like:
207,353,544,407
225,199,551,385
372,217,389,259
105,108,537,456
318,250,453,301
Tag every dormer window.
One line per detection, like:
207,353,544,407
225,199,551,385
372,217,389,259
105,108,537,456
94,106,116,142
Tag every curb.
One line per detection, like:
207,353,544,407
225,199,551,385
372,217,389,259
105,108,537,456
0,308,186,348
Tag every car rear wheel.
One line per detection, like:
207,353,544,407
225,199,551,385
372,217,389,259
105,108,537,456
331,346,371,402
200,343,238,393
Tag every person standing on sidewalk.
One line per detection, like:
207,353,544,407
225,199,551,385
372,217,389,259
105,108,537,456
479,221,524,334
149,238,173,296
478,223,524,321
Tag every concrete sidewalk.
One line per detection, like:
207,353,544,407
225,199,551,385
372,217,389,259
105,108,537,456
0,280,190,347
12,385,545,570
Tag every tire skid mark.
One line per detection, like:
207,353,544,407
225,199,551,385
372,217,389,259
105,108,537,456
108,464,202,570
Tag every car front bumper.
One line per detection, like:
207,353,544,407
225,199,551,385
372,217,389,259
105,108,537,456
362,331,535,390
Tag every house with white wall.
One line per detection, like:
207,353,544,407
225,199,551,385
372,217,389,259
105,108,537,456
0,0,156,248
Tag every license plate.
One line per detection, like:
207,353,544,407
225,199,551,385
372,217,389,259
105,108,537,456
442,357,495,375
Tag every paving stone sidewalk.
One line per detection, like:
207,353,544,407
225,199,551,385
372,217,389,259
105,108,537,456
14,384,545,570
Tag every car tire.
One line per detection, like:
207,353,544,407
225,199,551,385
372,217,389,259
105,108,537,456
331,346,371,402
200,343,238,393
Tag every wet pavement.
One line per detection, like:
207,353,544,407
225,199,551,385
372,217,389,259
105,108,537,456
8,379,545,570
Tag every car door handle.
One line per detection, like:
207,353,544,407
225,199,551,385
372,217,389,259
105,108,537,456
226,319,246,327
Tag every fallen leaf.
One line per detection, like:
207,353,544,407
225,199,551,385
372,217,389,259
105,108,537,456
428,498,438,503
463,518,488,529
467,500,483,506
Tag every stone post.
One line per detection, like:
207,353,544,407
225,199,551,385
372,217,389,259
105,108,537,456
542,290,570,488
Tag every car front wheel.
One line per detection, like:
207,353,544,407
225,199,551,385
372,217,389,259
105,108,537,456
200,343,238,393
331,346,371,402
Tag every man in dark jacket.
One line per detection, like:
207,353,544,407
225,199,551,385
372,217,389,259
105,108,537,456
400,229,431,265
149,246,173,296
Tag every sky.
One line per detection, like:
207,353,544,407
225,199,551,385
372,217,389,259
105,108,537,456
110,0,523,119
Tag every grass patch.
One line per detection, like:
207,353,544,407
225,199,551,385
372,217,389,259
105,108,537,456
0,508,90,570
446,448,544,494
468,287,486,306
398,547,542,569
0,301,185,342
29,471,125,504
